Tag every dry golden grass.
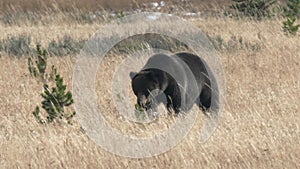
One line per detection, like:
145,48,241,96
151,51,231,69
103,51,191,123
0,0,232,26
0,16,299,168
0,0,231,13
0,24,100,47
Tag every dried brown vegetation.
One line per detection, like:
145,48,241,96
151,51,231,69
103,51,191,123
0,0,231,13
0,1,299,168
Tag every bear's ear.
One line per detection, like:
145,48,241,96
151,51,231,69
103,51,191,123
129,72,137,79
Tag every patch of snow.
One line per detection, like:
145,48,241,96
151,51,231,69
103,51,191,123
146,13,162,20
185,12,197,16
150,2,159,8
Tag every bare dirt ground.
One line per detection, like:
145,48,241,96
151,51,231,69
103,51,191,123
0,16,299,169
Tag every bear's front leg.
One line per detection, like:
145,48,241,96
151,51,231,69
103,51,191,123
166,95,181,115
164,83,182,115
168,93,181,115
166,95,173,114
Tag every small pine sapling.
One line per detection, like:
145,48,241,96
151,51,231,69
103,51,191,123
29,44,76,124
283,0,300,35
41,74,76,124
28,44,48,80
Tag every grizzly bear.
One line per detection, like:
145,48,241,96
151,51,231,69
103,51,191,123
130,52,219,116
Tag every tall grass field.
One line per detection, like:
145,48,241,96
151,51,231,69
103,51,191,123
0,0,299,168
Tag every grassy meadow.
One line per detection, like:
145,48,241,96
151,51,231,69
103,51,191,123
0,0,299,168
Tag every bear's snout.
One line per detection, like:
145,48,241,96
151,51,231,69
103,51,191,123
137,94,148,108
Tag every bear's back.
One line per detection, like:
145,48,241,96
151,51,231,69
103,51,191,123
173,52,211,88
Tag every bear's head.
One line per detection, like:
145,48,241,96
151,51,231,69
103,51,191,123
130,69,168,112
